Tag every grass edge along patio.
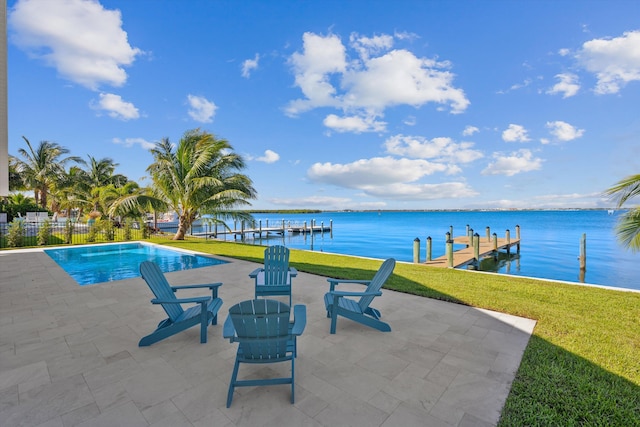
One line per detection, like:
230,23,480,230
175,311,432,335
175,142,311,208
156,237,640,426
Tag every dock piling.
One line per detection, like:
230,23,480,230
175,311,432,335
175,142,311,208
493,232,498,258
426,236,432,261
446,232,454,268
579,233,586,271
413,238,420,263
472,233,480,269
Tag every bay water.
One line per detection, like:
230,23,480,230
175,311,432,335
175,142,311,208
192,210,638,291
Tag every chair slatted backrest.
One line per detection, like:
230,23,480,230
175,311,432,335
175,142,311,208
358,258,396,311
140,261,184,322
229,299,291,361
263,245,290,285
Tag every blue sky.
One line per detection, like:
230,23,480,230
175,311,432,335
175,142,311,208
6,0,640,210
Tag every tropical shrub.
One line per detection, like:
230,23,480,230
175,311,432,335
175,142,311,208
6,219,25,247
101,219,115,241
86,224,98,242
123,219,132,240
64,220,74,244
37,220,51,245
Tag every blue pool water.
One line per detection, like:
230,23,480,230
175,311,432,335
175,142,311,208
45,242,227,285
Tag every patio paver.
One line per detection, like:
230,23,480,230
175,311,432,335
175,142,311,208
0,246,536,426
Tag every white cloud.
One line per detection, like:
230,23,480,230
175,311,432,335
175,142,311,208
577,30,640,94
482,149,543,176
323,114,386,133
462,125,479,136
286,32,346,115
545,120,585,142
286,31,469,130
358,182,478,200
341,49,469,113
307,156,477,200
255,149,280,163
394,31,419,42
509,78,532,91
558,48,571,56
384,134,483,164
308,156,449,189
270,196,353,208
547,73,580,98
241,54,259,78
403,116,416,126
349,32,394,60
187,94,217,123
112,137,155,150
91,93,139,120
502,124,530,142
9,0,142,90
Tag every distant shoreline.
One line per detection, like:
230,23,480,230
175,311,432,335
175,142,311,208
250,207,621,214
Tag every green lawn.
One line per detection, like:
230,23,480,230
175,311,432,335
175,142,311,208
154,237,640,426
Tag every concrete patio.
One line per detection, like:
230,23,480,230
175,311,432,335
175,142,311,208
0,246,536,427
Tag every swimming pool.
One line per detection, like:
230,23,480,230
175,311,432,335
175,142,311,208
45,242,227,286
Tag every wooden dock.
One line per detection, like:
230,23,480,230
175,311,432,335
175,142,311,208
191,220,332,239
423,226,521,269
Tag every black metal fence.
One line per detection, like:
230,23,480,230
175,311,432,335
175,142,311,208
0,219,150,249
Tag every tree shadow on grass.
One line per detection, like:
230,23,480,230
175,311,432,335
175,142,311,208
500,334,640,426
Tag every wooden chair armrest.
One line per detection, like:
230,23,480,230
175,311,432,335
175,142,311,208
223,315,236,340
327,278,371,291
248,268,264,279
291,305,306,335
328,290,382,298
171,283,223,291
151,296,211,305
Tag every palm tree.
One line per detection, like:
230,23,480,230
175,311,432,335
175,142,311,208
112,129,256,240
13,137,81,209
79,155,119,188
101,181,144,219
604,173,640,251
7,156,25,191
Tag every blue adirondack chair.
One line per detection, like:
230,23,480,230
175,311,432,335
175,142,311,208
324,258,396,334
138,261,223,346
223,299,306,407
249,245,297,306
